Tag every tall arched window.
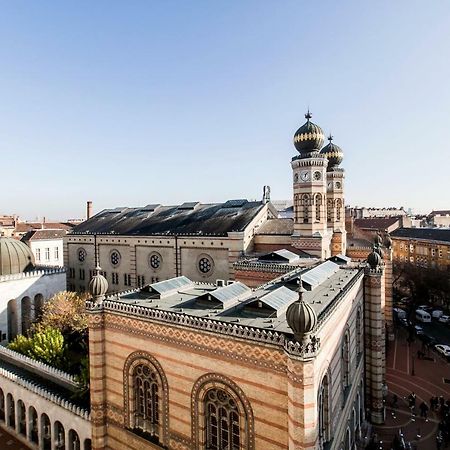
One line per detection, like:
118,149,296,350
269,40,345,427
336,199,342,221
327,198,333,222
342,330,350,390
68,429,80,450
54,421,65,450
318,374,330,448
21,297,32,334
0,388,4,422
42,413,51,450
34,294,44,319
192,374,255,450
17,400,26,436
124,351,169,446
7,300,17,342
29,406,39,445
315,194,322,222
356,309,362,359
7,394,15,428
301,194,310,223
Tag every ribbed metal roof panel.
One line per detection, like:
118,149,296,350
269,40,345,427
210,282,252,306
259,287,298,313
301,261,340,289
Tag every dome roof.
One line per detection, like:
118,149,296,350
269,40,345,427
374,234,383,246
367,250,382,269
320,135,344,169
293,111,325,154
0,237,35,276
89,266,108,302
286,283,317,341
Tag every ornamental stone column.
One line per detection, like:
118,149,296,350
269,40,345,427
364,250,386,425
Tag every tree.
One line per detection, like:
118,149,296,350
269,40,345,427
38,291,89,335
8,326,66,370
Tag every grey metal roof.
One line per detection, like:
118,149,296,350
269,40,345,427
71,200,264,236
150,276,194,297
301,260,340,290
256,286,298,316
328,254,351,264
209,282,252,307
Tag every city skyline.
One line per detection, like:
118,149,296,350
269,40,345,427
1,1,449,219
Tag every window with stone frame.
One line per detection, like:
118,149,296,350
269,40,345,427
192,374,254,450
318,374,330,448
342,330,350,391
124,352,169,447
356,309,362,359
315,194,322,222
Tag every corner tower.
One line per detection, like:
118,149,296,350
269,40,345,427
291,112,332,259
321,135,346,255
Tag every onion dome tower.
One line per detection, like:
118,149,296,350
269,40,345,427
286,278,317,341
320,135,344,170
89,266,108,304
0,237,35,276
374,234,383,246
293,111,325,155
291,111,331,259
367,249,382,269
384,233,392,249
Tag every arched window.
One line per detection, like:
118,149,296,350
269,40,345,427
34,294,44,319
84,439,92,450
342,330,350,390
318,374,330,448
205,388,240,450
21,297,32,334
192,374,255,450
7,394,15,428
301,194,310,223
17,399,26,436
336,199,342,221
315,194,322,222
356,309,362,359
124,351,169,446
0,388,4,422
54,421,65,450
7,300,17,342
344,427,351,450
29,406,39,445
327,198,333,222
68,429,80,450
41,413,51,450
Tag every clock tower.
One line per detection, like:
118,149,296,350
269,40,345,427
321,135,346,256
291,112,332,259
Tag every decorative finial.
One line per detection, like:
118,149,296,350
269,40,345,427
328,134,333,142
305,109,312,121
297,275,305,296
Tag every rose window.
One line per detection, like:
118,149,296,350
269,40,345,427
110,251,120,266
198,257,212,274
78,249,86,262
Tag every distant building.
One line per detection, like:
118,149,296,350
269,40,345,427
12,221,74,239
21,229,67,267
0,237,66,343
0,215,18,238
391,228,450,270
347,206,407,219
428,210,450,228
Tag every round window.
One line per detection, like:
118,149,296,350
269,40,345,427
198,255,213,274
148,252,162,270
78,248,86,263
110,250,121,267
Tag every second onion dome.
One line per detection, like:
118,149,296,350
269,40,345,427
367,249,382,269
89,266,109,303
286,278,317,341
320,135,344,169
293,111,325,155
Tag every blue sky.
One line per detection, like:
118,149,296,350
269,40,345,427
1,1,449,220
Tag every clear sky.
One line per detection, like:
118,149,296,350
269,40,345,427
1,1,449,220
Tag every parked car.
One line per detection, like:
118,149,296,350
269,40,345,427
420,334,437,346
416,309,432,323
434,344,450,358
432,310,444,319
418,305,432,313
438,315,450,324
414,325,424,335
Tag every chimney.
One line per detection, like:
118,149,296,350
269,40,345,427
87,201,93,220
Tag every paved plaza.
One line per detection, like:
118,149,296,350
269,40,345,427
375,327,450,449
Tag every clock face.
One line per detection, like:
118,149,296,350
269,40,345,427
336,181,342,189
313,171,321,181
294,173,299,183
327,182,332,190
300,171,310,182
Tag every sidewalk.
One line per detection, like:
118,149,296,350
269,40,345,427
374,327,450,449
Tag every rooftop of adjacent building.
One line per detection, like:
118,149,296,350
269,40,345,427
21,229,67,242
100,256,361,337
391,227,450,244
14,221,75,234
353,217,402,230
70,199,271,237
428,209,450,217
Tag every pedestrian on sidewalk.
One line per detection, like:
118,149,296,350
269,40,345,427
419,401,429,419
392,394,399,408
408,392,417,411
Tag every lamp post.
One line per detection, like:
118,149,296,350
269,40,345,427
411,354,415,376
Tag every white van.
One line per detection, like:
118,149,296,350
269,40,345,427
416,309,432,323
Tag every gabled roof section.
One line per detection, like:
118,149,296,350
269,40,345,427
301,261,340,290
258,249,300,263
391,227,450,243
247,286,298,317
197,282,252,309
70,200,264,236
328,254,351,264
149,276,194,298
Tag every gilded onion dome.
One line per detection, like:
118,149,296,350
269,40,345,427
286,279,317,341
89,266,108,303
320,135,344,169
293,111,325,154
367,249,382,269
